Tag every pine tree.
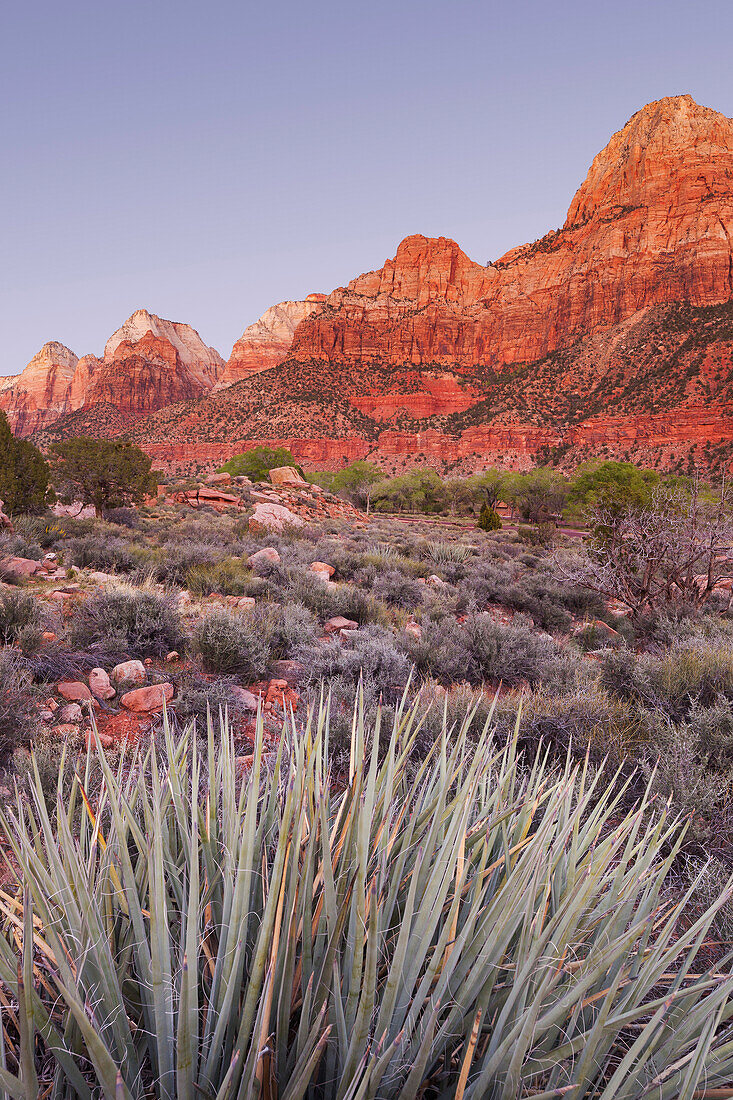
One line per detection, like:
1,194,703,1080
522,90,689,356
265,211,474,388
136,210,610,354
478,501,501,531
0,412,52,514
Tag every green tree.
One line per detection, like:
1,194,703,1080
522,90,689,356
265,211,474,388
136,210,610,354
505,468,569,524
330,460,384,511
371,469,447,514
567,460,659,520
49,437,158,518
0,411,52,514
218,446,298,482
478,501,502,531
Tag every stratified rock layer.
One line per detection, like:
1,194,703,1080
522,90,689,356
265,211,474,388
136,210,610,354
218,295,326,387
11,95,733,476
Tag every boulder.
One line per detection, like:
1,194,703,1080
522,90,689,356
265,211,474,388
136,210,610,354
324,616,358,634
237,596,256,610
165,650,180,662
89,667,115,700
229,686,259,712
247,547,281,568
51,723,81,739
249,503,305,535
1,556,42,579
120,683,174,713
269,466,308,487
57,681,93,702
111,660,146,685
59,703,84,723
310,561,335,578
206,471,232,485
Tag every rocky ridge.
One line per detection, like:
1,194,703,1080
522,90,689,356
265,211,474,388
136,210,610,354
10,94,733,473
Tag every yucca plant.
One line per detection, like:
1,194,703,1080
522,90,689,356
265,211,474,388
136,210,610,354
424,539,474,565
0,695,732,1097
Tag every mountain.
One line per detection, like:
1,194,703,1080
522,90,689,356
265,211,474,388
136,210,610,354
2,313,225,435
17,95,733,475
216,295,326,388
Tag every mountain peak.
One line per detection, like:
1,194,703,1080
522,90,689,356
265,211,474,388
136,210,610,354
565,94,733,227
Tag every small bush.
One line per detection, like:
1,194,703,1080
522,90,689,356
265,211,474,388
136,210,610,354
70,585,184,658
0,650,35,760
192,608,271,678
463,613,578,689
0,590,41,645
185,558,252,596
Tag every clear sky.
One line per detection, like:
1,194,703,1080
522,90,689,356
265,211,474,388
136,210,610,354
3,0,733,375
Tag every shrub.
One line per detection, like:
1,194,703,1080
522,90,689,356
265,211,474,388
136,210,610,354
400,616,474,685
0,650,35,760
300,625,410,697
602,639,733,720
478,501,501,530
192,607,271,677
363,567,425,609
0,590,41,646
3,701,733,1097
463,613,578,689
185,557,252,596
64,533,138,573
69,584,184,658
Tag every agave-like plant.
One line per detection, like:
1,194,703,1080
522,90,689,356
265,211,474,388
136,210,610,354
0,695,732,1098
424,539,474,565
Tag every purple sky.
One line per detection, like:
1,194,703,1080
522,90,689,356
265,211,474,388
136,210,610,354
3,0,733,375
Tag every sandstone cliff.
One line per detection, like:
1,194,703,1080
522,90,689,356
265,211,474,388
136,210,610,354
0,343,80,434
218,295,326,387
20,95,733,477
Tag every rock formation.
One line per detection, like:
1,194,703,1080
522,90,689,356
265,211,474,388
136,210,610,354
0,343,81,434
217,295,326,387
12,95,733,475
3,312,225,434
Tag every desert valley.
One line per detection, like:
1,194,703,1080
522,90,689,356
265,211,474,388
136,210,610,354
4,82,733,1097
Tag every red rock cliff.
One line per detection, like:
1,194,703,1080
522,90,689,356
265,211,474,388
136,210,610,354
290,95,733,370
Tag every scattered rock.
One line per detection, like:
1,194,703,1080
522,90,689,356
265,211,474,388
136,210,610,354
427,574,447,587
573,619,623,647
206,471,232,485
85,729,116,751
165,650,180,663
120,683,174,713
310,561,335,579
59,703,84,723
89,667,115,700
229,686,259,712
57,681,93,703
324,616,358,634
248,547,281,568
404,622,422,639
41,631,57,644
87,571,119,585
0,556,42,579
237,596,256,610
0,500,13,533
52,723,80,739
249,503,305,535
269,466,308,487
112,660,146,685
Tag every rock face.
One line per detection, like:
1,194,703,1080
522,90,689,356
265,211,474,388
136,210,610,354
217,296,326,387
290,96,733,371
3,312,224,436
12,95,733,474
104,309,224,389
1,343,80,433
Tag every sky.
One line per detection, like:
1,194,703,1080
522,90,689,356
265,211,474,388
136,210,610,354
3,0,733,375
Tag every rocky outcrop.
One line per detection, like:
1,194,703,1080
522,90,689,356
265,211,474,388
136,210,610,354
217,295,326,387
1,343,80,433
11,95,733,476
291,97,733,372
3,312,225,436
104,309,224,388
